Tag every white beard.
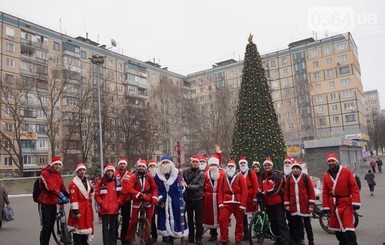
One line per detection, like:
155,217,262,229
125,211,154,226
240,165,249,173
284,165,292,176
149,168,157,177
226,168,236,177
209,166,219,180
199,163,207,171
159,163,173,175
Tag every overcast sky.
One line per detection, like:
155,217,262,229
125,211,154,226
2,0,385,107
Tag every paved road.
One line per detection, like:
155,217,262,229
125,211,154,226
2,163,385,244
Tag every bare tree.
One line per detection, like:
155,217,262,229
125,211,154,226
0,76,35,176
368,112,383,154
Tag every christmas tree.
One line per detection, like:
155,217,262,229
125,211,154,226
230,34,286,170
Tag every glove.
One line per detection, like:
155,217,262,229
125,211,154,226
151,198,158,206
353,205,360,210
158,200,165,208
284,205,290,212
322,209,330,216
72,209,81,218
59,193,69,204
143,194,152,202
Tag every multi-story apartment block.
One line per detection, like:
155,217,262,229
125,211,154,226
0,11,369,175
364,89,381,126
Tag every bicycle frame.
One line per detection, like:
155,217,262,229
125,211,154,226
52,204,72,245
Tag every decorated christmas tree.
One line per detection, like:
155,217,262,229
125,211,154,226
230,34,286,170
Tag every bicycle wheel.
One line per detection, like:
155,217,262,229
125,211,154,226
52,218,61,245
60,221,71,245
136,217,151,245
353,212,359,228
248,212,264,245
319,211,335,234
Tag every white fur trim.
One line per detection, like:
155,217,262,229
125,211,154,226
71,202,79,210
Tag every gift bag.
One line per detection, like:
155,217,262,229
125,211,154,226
2,206,15,223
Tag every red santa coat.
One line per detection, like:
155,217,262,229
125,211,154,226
218,173,247,210
284,173,315,217
240,170,259,213
68,176,94,236
38,166,67,205
203,170,225,228
115,170,132,205
94,177,120,215
125,173,159,207
322,166,361,231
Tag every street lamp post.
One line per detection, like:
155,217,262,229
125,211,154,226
90,55,105,177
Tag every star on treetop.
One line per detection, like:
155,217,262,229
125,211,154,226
248,33,253,44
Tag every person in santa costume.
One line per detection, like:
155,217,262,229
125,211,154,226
262,158,291,245
154,155,188,245
114,158,132,245
68,163,94,244
238,157,259,240
282,156,297,243
217,159,247,245
95,164,121,245
322,153,361,245
38,156,69,245
203,154,225,242
284,160,315,245
122,159,158,244
147,159,159,243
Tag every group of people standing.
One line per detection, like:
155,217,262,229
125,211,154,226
35,149,362,245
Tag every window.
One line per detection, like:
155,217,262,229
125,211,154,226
5,58,15,68
336,42,347,51
338,55,348,62
53,42,60,51
281,68,289,75
5,74,15,83
119,74,123,81
311,49,319,57
4,157,13,166
118,63,123,69
328,81,335,88
341,90,353,98
287,111,292,118
271,80,279,90
332,116,340,123
318,106,324,113
319,118,327,126
313,72,320,80
326,58,332,65
315,83,321,90
109,60,113,67
288,123,294,129
23,156,32,165
339,66,350,75
345,114,356,122
270,60,277,67
331,104,338,111
80,51,87,59
281,57,288,65
341,78,351,86
324,46,332,54
344,102,354,110
313,61,319,68
282,78,289,87
6,42,15,52
5,124,13,132
315,95,323,102
5,26,15,37
37,140,48,149
326,69,335,78
270,70,278,78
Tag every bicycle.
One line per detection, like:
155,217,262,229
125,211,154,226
313,196,361,234
248,196,277,245
52,204,73,245
130,200,151,245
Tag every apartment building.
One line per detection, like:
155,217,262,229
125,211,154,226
364,89,381,126
0,12,186,175
187,33,368,155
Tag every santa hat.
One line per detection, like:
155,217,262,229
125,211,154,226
291,159,302,170
103,164,115,174
284,156,293,164
326,153,339,163
50,156,63,167
136,159,147,168
208,155,219,166
263,158,274,166
117,158,128,166
148,160,157,167
191,155,200,162
75,163,87,172
227,160,236,167
239,157,248,165
199,156,207,162
252,161,260,167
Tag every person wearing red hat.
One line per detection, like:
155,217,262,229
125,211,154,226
68,163,94,244
95,164,121,245
217,160,247,245
114,158,132,245
322,153,361,245
38,156,69,245
121,159,158,244
238,157,259,240
183,155,205,245
147,159,158,242
284,160,315,245
203,154,225,242
281,156,296,243
262,158,291,245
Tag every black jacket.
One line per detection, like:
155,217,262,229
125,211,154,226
183,167,205,201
